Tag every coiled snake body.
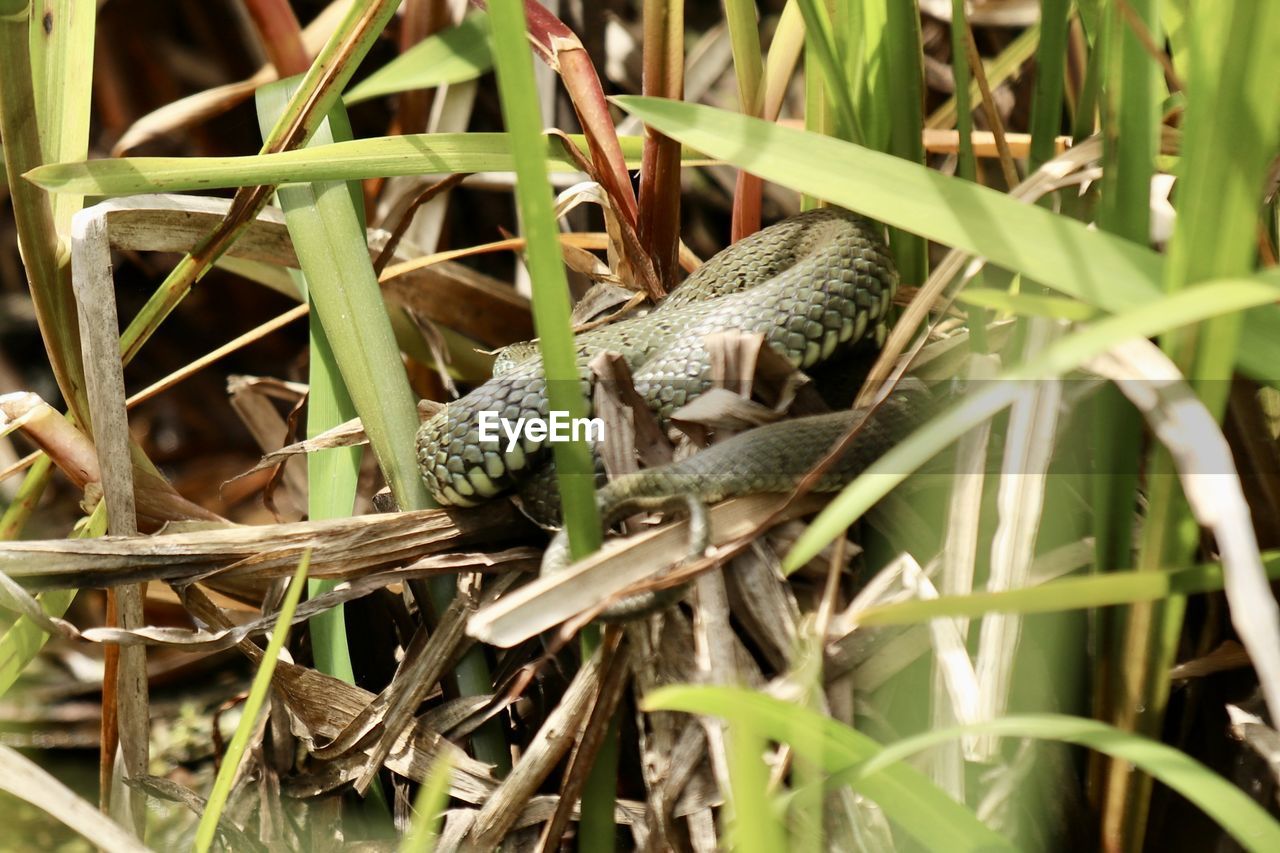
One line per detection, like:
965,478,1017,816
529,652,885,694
415,207,901,518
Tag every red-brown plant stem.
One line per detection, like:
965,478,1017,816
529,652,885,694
636,0,685,292
396,0,453,134
472,0,640,227
99,590,120,814
243,0,310,77
731,170,763,243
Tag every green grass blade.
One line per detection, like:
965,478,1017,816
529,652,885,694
400,753,453,853
782,278,1280,572
852,553,1280,627
1089,0,1159,607
259,85,432,517
0,453,54,540
834,0,884,150
722,0,764,112
345,13,492,105
795,0,861,142
846,715,1280,853
610,96,1280,381
257,77,506,771
25,134,698,196
880,0,927,283
1096,0,1159,246
487,0,600,559
255,80,361,689
1028,0,1070,170
194,551,310,853
642,685,1014,851
949,0,976,180
725,712,787,852
488,0,606,837
28,0,96,234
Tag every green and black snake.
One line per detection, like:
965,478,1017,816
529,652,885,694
414,207,914,588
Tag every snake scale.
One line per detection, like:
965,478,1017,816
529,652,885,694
416,207,901,520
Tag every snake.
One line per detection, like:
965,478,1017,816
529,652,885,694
415,207,900,520
535,389,927,618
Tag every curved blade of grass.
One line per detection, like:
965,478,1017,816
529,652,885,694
610,96,1280,381
642,685,1013,851
25,134,703,196
842,715,1280,853
345,13,491,104
782,278,1280,572
193,551,309,853
852,552,1280,628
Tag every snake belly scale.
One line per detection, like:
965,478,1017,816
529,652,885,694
415,207,899,512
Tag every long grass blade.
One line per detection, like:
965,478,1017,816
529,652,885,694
847,715,1280,853
25,134,704,196
28,0,96,234
851,552,1280,627
1028,0,1070,170
1105,5,1280,844
257,78,506,771
610,96,1280,381
193,552,310,853
487,0,601,559
254,79,362,689
643,685,1014,851
0,0,88,418
783,279,1280,571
